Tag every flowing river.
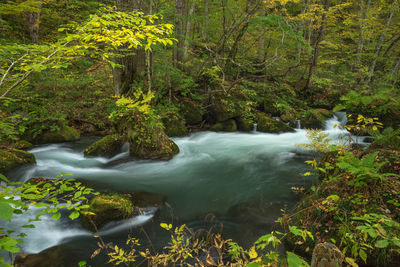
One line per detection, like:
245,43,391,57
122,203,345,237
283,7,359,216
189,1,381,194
3,113,367,266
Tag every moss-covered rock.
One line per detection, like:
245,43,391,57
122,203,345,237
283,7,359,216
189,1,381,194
115,114,180,161
84,134,123,158
0,148,36,174
181,101,204,125
81,193,135,232
211,119,237,132
12,140,34,150
162,113,188,137
15,245,75,267
235,117,253,132
35,126,80,144
300,109,332,129
256,113,295,133
208,98,240,123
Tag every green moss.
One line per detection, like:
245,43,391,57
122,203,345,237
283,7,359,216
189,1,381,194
235,117,253,132
256,113,295,133
84,134,123,157
209,99,240,123
81,193,135,232
36,125,80,144
12,140,34,150
211,119,237,132
0,148,36,174
300,109,332,129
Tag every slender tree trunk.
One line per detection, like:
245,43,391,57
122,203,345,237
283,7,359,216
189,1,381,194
258,6,266,64
183,0,195,62
146,0,153,92
392,52,400,85
26,1,42,44
355,0,371,68
366,0,397,84
173,0,186,69
303,0,330,91
204,0,209,44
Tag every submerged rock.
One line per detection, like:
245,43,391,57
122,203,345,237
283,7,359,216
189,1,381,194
300,109,332,129
84,134,123,158
211,119,237,132
256,113,295,133
35,126,80,144
15,245,76,267
0,148,35,174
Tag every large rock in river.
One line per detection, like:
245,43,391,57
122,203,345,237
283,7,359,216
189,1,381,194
35,125,80,144
256,113,295,133
84,134,123,158
300,109,332,129
81,192,165,232
0,148,36,174
211,119,237,132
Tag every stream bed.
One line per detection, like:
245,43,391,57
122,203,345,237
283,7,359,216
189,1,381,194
4,114,366,266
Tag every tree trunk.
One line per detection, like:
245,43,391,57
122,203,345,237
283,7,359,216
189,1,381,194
183,0,195,62
26,2,42,44
366,0,397,84
173,0,186,69
112,0,147,96
354,0,371,68
303,0,331,91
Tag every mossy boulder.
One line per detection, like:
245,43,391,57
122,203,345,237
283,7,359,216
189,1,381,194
256,113,295,133
35,126,80,144
211,119,237,132
0,148,36,174
15,245,75,267
115,115,180,161
300,109,332,129
162,113,188,137
181,101,204,125
81,193,135,232
208,98,240,123
235,117,253,132
84,134,123,158
12,140,34,150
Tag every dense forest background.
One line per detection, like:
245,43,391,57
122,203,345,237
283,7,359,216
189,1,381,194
1,0,400,266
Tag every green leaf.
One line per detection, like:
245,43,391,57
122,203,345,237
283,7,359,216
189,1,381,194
0,202,13,221
52,212,61,221
359,249,367,263
375,239,389,248
69,211,80,220
287,252,309,267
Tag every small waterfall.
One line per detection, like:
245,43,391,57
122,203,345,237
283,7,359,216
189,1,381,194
296,120,301,129
253,123,257,132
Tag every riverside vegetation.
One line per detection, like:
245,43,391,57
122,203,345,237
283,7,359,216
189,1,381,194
1,0,400,266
